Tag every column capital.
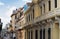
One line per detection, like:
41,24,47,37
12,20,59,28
55,16,60,29
47,19,54,23
55,16,60,20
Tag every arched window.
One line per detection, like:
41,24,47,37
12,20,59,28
55,0,57,8
48,0,51,11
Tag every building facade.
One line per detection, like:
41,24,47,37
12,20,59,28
15,8,26,39
23,0,60,39
11,0,60,39
11,8,26,39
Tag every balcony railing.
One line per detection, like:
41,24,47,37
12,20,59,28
16,26,23,30
23,8,60,28
34,8,60,23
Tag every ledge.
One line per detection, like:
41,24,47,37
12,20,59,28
23,8,60,28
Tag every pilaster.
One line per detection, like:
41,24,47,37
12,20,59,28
59,20,60,39
45,27,48,39
42,27,43,39
33,29,35,39
55,16,60,39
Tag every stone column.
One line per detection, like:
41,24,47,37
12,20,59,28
59,20,60,39
26,30,28,39
49,21,53,39
42,27,43,39
30,31,31,39
38,29,40,39
33,29,35,39
45,27,48,39
55,17,60,39
51,22,59,39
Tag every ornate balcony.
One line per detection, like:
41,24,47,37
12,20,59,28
16,26,23,30
23,8,60,28
34,8,60,23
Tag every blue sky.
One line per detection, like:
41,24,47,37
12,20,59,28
0,0,31,29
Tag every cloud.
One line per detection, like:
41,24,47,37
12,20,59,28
0,6,16,29
5,6,16,23
6,6,16,17
0,2,5,6
22,0,32,4
22,0,32,2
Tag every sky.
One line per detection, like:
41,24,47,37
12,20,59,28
0,0,32,29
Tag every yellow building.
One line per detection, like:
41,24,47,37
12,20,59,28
23,0,60,39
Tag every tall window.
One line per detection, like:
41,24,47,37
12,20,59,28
26,16,28,22
15,15,17,19
31,13,32,20
48,28,51,39
48,0,51,11
40,6,42,14
40,29,42,39
55,0,57,8
43,29,45,39
29,15,30,21
33,8,34,19
43,4,45,13
35,30,38,39
20,12,23,17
